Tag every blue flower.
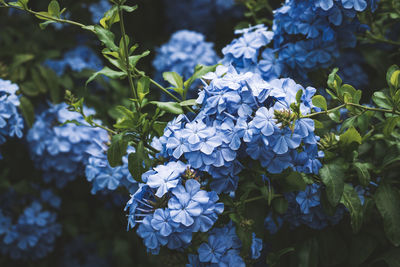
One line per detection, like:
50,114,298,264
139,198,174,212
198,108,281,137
89,0,111,23
198,234,228,263
137,215,168,250
151,209,179,237
296,184,321,214
251,233,263,259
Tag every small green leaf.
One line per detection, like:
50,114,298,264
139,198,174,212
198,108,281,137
100,6,119,28
128,141,146,181
272,197,288,214
353,162,371,187
312,95,327,111
296,89,303,103
128,51,150,68
374,183,400,246
327,68,341,90
184,64,218,89
86,67,126,86
107,134,128,167
390,70,400,89
121,5,138,12
340,184,363,233
372,91,392,109
18,96,35,127
386,65,400,90
179,99,197,107
320,164,345,206
91,25,119,51
339,126,362,145
383,117,400,137
150,101,183,115
48,0,60,18
163,72,183,90
137,76,150,102
235,225,252,257
297,238,319,267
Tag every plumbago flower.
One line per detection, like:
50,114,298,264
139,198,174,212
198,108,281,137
125,165,224,254
0,196,61,260
155,66,322,194
27,103,109,187
222,0,379,81
85,141,137,194
0,79,24,159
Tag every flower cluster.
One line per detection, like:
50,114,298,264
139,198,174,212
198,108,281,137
0,201,61,260
85,141,137,194
154,66,323,193
44,45,102,76
187,222,263,266
89,0,112,24
163,0,242,34
223,0,378,81
27,103,109,187
0,79,24,158
153,30,219,98
125,162,223,254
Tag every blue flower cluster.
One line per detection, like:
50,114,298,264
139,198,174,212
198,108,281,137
85,141,137,194
223,0,378,80
89,0,112,24
0,201,61,260
163,0,242,34
27,103,109,187
125,161,224,254
44,45,102,76
154,66,323,193
153,30,219,98
187,222,263,266
336,51,369,89
264,184,345,232
0,79,24,158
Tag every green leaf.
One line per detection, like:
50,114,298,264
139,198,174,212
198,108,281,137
48,0,60,18
11,54,34,69
374,183,400,246
128,51,150,68
390,70,400,89
349,234,376,266
297,238,319,267
296,89,303,103
91,25,118,51
107,134,128,167
318,230,348,266
320,164,345,206
20,82,40,96
150,101,183,115
86,67,126,86
353,162,370,187
100,6,119,28
272,197,288,214
339,126,362,145
372,91,392,109
327,109,341,123
184,64,218,89
163,72,183,90
18,96,34,127
283,172,306,192
311,95,327,111
179,99,197,107
128,141,146,181
235,225,252,257
327,68,341,90
137,76,150,102
383,116,400,137
121,5,138,12
340,184,363,233
386,65,400,90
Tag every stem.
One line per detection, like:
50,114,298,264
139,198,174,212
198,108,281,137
118,4,140,112
302,104,346,118
234,195,265,206
346,103,400,115
365,31,400,46
1,4,86,28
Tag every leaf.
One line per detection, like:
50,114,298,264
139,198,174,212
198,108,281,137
272,197,288,214
235,225,252,257
150,101,183,115
11,54,34,69
128,141,145,181
283,172,306,192
383,116,400,137
48,0,60,18
320,164,345,206
318,230,348,266
91,25,118,51
163,72,183,89
179,99,197,107
387,65,400,91
121,5,137,12
20,82,40,96
340,184,363,233
86,66,126,86
296,89,303,103
390,70,400,89
339,126,362,145
184,64,218,89
18,96,34,127
137,76,150,102
374,183,400,246
312,95,327,111
353,162,370,187
107,134,128,167
297,238,319,267
349,234,376,266
327,68,341,90
128,51,150,68
372,91,392,109
100,6,119,28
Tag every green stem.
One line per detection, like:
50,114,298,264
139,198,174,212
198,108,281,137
366,31,400,46
118,4,140,112
234,195,266,206
346,103,400,115
302,104,346,118
1,4,86,28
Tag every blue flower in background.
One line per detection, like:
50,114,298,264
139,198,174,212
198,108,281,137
153,30,219,99
89,0,112,23
296,184,321,214
0,79,24,159
0,201,61,260
27,103,109,187
44,46,102,76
